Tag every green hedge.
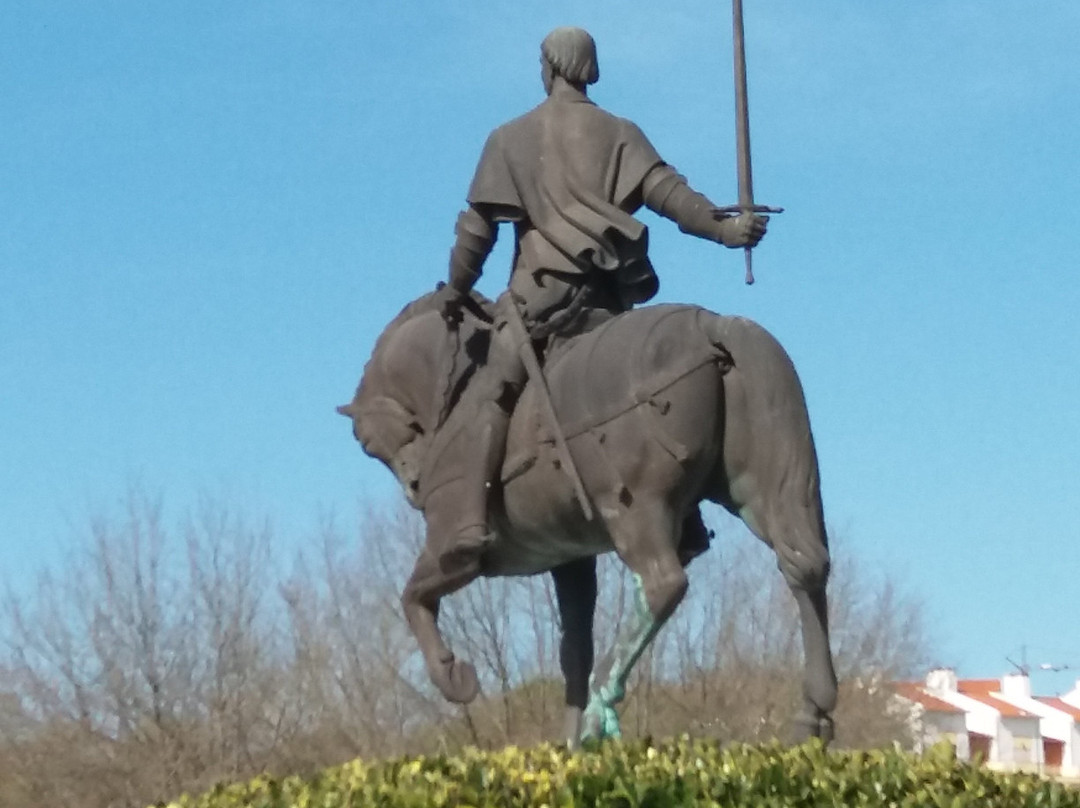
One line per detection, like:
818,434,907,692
158,737,1080,808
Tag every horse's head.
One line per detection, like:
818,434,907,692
338,394,427,506
339,287,492,507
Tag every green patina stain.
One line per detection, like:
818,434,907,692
581,573,658,742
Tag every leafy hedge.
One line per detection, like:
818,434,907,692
158,737,1080,808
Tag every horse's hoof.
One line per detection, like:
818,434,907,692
563,707,584,749
580,706,602,742
790,711,833,746
818,715,835,746
581,699,621,742
435,657,479,704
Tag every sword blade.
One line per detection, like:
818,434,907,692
732,0,754,212
732,0,756,284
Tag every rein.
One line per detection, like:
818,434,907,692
434,290,494,431
436,322,460,430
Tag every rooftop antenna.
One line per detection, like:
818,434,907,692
1006,646,1030,676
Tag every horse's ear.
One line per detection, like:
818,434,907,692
337,403,357,418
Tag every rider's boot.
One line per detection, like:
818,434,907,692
438,398,511,572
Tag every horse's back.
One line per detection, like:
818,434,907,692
545,305,727,429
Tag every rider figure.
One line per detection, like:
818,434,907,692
432,27,768,571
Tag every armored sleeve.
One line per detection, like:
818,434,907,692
448,205,496,294
642,164,726,242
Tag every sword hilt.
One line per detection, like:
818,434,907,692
713,204,784,215
713,205,783,285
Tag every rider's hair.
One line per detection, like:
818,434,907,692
541,27,599,86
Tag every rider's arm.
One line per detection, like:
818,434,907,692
447,205,497,296
642,164,765,248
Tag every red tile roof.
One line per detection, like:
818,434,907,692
949,679,1039,718
957,679,1000,694
962,692,1037,719
894,682,964,714
1038,697,1080,720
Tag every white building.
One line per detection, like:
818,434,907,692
895,670,1080,776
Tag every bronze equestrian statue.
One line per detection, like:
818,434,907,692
340,27,837,745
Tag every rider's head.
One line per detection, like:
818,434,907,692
540,27,599,94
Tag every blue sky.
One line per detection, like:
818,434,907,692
2,2,1078,694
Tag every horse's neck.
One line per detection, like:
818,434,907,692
377,310,455,434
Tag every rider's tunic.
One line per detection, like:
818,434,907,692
467,92,667,325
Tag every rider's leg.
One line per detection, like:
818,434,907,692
435,296,527,570
439,398,510,566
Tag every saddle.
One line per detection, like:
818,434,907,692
422,301,733,506
505,304,734,480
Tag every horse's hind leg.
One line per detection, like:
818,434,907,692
582,503,687,740
551,556,597,747
790,576,836,743
741,491,838,743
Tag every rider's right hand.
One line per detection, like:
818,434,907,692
717,212,768,249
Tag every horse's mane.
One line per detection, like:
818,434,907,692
368,288,442,363
370,286,496,362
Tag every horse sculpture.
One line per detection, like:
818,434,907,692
339,290,837,745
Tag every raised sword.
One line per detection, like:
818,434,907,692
714,0,783,285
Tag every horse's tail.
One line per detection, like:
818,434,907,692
703,314,830,592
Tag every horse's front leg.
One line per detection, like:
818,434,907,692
401,546,482,704
551,556,597,748
582,505,687,741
